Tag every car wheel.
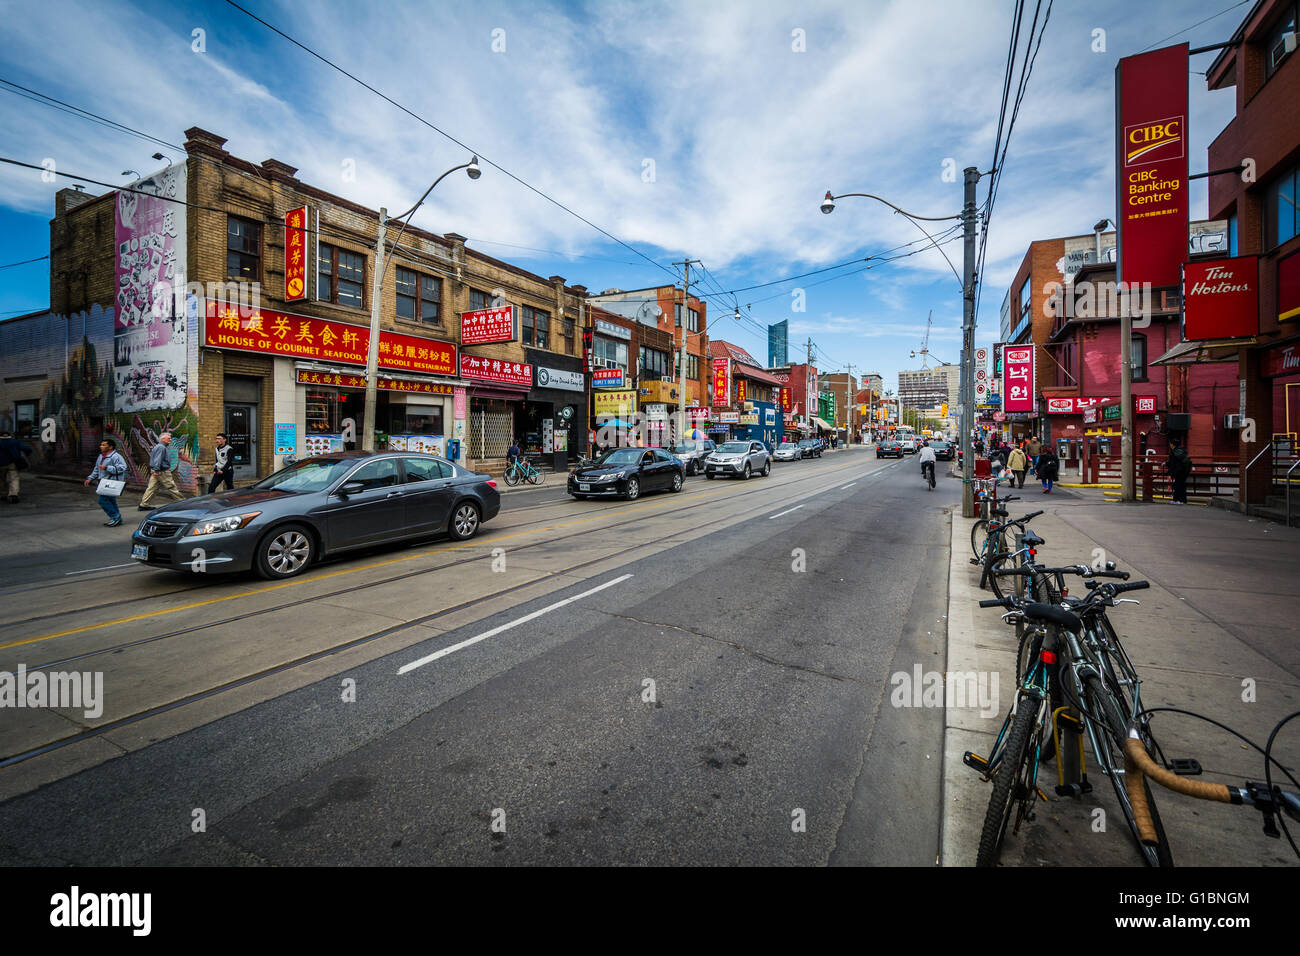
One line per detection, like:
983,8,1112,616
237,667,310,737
625,477,640,500
761,460,770,477
256,524,314,580
671,472,683,492
742,462,751,479
705,472,714,480
448,501,481,540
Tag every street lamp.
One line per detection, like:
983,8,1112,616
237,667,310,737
821,170,985,516
362,156,481,451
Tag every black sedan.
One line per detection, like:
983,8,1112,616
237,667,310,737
797,439,822,459
130,451,500,579
876,440,904,458
569,447,684,500
931,440,955,461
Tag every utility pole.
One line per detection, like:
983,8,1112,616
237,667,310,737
362,207,387,451
806,337,814,424
960,166,979,518
1121,291,1135,500
671,258,699,444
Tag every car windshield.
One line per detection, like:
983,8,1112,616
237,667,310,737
668,443,698,454
717,442,750,453
252,457,356,493
779,443,798,449
593,448,643,466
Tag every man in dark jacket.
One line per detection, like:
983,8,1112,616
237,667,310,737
209,432,235,495
1038,447,1060,493
0,430,33,503
1168,438,1193,504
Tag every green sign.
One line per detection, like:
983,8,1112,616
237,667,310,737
1102,404,1121,421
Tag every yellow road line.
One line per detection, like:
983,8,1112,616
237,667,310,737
3,459,868,651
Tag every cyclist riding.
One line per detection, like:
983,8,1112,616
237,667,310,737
918,440,937,488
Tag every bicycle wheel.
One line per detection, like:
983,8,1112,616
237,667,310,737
977,697,1044,867
503,466,521,487
527,467,545,486
971,518,989,558
1082,674,1172,867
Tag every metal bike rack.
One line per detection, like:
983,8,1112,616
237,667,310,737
1288,459,1299,529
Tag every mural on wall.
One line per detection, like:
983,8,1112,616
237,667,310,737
0,302,201,493
114,163,189,412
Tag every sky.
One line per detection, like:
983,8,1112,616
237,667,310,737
0,0,1247,393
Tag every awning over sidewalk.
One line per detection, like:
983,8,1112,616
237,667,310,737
810,416,834,431
1151,337,1255,366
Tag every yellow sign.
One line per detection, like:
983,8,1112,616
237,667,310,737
594,390,636,418
639,379,678,404
941,403,948,417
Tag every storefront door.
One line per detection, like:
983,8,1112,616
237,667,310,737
224,404,257,480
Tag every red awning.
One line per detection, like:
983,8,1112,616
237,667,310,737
733,363,784,387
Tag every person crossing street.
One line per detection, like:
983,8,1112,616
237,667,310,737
139,432,184,511
85,439,128,526
1007,444,1028,489
208,432,235,495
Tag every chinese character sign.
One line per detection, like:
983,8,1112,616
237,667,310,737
1002,346,1035,413
460,305,515,345
780,387,791,411
712,358,730,407
736,378,746,405
458,353,532,387
285,206,307,301
114,163,189,412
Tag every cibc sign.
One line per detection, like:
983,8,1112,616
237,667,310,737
1115,43,1189,289
1182,256,1259,340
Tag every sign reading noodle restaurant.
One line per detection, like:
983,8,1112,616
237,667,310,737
1115,43,1189,288
205,303,457,376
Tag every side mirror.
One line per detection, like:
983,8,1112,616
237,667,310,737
337,481,364,497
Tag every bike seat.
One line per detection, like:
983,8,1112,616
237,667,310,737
1021,530,1045,547
1023,602,1082,632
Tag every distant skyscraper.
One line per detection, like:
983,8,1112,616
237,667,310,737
767,320,788,368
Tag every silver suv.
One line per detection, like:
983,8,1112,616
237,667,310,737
668,439,716,476
704,440,771,480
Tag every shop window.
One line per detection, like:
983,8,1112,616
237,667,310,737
396,268,442,325
318,244,365,308
227,215,261,280
13,400,38,439
522,306,549,348
391,404,444,436
1131,334,1147,383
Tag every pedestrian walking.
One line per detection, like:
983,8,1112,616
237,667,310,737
1007,444,1028,488
0,430,33,503
85,439,128,526
1168,437,1193,504
139,432,184,511
208,432,235,495
1037,446,1059,493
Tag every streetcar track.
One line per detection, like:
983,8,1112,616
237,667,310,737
0,457,880,770
2,457,875,639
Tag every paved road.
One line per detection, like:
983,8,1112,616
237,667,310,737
0,449,958,865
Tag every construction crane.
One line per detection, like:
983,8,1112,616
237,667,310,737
910,310,953,367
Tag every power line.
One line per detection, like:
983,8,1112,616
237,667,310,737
1139,0,1250,53
0,255,49,270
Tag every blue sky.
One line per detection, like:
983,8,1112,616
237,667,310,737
0,0,1245,392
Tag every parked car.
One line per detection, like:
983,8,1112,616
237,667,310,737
797,439,822,459
773,441,802,462
568,446,684,500
130,452,500,580
931,440,955,461
704,440,771,479
667,439,716,475
876,439,903,459
900,438,918,455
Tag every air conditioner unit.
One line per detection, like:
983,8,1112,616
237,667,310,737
1224,413,1243,429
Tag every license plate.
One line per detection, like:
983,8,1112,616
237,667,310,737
579,483,591,491
131,544,148,561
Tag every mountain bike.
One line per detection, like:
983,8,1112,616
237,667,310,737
503,456,545,486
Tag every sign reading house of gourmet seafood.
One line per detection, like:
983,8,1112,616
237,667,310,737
205,302,456,375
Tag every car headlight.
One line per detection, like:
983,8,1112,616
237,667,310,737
189,512,261,535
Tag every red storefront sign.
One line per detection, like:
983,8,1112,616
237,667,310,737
1003,346,1035,413
459,353,531,387
1183,256,1258,340
592,367,625,388
1262,342,1300,378
284,206,307,301
1135,395,1157,414
1279,251,1300,323
204,303,456,375
1115,43,1189,289
779,386,791,411
295,370,454,394
1046,396,1118,414
712,358,730,407
460,305,515,345
736,378,747,404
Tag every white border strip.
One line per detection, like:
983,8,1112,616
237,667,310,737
767,505,805,519
398,573,634,674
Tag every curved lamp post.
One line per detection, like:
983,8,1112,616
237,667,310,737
362,156,481,451
820,169,985,516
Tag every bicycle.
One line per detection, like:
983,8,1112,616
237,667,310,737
922,460,936,491
967,576,1170,867
503,456,545,486
969,485,1017,553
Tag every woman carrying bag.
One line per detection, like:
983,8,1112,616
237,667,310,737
85,439,128,526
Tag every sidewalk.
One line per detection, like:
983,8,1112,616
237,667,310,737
942,489,1300,867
